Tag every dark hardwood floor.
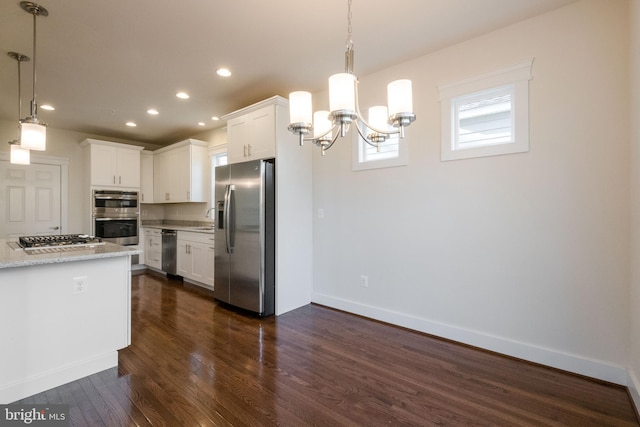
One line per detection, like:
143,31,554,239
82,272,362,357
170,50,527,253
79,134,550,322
15,273,639,426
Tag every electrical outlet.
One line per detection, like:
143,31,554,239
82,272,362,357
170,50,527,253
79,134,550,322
360,275,369,288
73,276,88,294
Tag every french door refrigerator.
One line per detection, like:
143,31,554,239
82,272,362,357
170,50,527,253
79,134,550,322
214,158,275,317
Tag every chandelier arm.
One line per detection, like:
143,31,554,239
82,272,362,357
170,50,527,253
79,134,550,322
323,127,342,151
355,123,378,148
303,126,334,144
353,79,401,137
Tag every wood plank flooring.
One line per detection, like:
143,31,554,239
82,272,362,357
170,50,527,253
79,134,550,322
15,273,639,426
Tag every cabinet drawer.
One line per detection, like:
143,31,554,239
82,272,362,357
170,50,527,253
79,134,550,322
178,231,215,244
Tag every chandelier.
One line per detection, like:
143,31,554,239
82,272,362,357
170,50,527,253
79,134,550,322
19,1,48,152
7,52,31,165
287,0,416,155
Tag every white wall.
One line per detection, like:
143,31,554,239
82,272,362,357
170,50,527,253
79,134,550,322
629,0,640,412
312,0,631,384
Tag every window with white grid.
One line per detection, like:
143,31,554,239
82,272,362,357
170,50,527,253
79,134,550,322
439,59,533,161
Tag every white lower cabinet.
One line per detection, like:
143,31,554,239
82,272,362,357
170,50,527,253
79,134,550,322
177,231,214,289
144,228,162,270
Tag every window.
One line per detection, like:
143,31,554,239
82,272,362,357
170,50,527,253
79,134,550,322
439,59,533,161
352,124,408,171
210,146,227,210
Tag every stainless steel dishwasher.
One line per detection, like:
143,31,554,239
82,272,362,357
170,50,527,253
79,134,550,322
161,229,177,275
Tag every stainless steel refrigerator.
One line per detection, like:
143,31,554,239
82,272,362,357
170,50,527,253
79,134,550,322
214,159,275,316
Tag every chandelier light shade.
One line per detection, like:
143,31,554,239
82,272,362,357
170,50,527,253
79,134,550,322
328,73,357,113
289,91,313,127
7,52,31,165
19,1,48,152
287,0,416,155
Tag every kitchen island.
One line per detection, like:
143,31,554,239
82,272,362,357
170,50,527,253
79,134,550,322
0,239,141,403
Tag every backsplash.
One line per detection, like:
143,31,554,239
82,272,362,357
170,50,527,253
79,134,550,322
140,202,213,224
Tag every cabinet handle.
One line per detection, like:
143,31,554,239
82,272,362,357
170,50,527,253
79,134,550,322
187,191,190,200
165,192,170,201
113,176,116,184
141,193,144,202
119,176,122,184
248,144,252,156
243,144,248,157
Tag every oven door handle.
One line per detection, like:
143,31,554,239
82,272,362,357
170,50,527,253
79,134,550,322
94,195,138,200
94,217,139,221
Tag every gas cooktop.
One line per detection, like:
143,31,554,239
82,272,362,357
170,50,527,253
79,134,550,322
18,234,104,250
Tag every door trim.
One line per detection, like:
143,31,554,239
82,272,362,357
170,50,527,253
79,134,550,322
0,153,69,235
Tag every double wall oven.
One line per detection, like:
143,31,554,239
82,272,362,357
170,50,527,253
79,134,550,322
92,190,139,245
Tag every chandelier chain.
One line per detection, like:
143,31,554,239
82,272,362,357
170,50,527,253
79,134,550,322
346,0,353,48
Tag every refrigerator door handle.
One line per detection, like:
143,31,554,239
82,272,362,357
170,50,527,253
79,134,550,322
228,184,236,253
224,184,236,254
223,184,231,253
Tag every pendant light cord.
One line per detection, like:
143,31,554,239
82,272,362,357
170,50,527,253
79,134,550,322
31,11,37,117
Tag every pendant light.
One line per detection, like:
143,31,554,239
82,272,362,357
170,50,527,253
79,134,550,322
19,1,48,152
287,0,416,155
7,52,31,165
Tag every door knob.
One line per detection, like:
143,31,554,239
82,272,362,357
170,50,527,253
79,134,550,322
49,226,60,230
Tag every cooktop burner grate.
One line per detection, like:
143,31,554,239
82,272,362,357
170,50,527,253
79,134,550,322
18,234,103,249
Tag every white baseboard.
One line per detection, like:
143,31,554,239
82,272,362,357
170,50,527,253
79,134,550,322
312,292,628,385
628,368,640,416
0,352,118,404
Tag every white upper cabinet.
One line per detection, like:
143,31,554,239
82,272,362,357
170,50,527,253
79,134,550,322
152,139,209,203
223,96,289,164
140,151,154,203
81,139,144,188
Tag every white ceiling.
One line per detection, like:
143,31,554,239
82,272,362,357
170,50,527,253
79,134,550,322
0,0,578,146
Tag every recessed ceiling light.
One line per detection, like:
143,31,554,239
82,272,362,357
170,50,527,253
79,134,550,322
126,121,137,127
176,92,189,99
40,104,55,111
198,122,205,126
216,68,231,77
211,116,219,121
147,109,159,115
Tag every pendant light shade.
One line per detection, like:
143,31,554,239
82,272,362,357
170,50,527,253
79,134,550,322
19,1,49,152
20,120,46,150
10,143,31,165
7,52,31,165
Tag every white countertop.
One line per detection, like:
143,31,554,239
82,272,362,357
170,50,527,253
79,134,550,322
0,239,142,269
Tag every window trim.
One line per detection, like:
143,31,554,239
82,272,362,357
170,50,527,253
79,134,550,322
352,123,409,171
439,58,533,161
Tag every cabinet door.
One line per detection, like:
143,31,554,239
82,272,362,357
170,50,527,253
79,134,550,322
248,106,276,160
172,146,191,202
177,239,190,277
153,152,170,202
90,145,118,186
117,149,141,187
227,117,250,164
205,244,215,287
140,154,154,203
189,242,207,283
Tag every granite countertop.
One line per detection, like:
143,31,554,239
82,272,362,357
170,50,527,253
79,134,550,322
0,239,142,269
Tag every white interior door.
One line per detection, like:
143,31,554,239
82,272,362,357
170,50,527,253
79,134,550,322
0,161,62,238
